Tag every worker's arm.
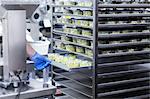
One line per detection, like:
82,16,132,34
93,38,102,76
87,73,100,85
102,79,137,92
26,43,36,57
26,44,51,70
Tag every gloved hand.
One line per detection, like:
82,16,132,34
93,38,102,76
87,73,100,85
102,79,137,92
31,52,51,70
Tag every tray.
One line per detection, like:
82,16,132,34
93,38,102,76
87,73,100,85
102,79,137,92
51,61,92,72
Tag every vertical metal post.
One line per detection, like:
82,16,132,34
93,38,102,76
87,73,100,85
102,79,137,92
50,0,54,53
93,0,98,99
43,66,50,88
50,0,55,86
51,65,55,86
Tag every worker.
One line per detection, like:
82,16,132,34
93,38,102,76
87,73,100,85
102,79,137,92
26,44,51,70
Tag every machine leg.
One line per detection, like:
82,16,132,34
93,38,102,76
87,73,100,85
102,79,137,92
48,94,55,99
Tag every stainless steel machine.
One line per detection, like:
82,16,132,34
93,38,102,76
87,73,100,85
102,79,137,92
0,0,56,99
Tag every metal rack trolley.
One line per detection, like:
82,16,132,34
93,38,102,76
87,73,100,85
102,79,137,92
50,0,150,99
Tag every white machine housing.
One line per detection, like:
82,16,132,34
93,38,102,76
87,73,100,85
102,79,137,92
0,6,26,82
0,1,56,99
0,1,48,85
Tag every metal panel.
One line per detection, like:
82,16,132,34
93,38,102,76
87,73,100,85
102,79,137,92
3,10,26,81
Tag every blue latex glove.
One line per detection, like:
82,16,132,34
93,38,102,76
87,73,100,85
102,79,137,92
31,52,51,70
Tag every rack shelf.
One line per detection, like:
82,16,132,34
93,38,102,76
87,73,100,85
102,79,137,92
53,13,93,19
98,50,150,58
126,94,150,99
54,47,93,59
98,86,150,98
98,32,150,39
98,42,150,49
51,61,92,72
98,4,150,8
61,88,91,99
98,77,150,88
54,22,93,29
53,80,93,98
98,69,150,78
97,59,150,68
53,30,93,40
51,4,93,9
53,71,92,88
98,13,150,18
98,23,150,29
53,38,92,49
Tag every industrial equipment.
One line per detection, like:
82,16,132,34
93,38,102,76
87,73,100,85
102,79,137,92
0,0,56,99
